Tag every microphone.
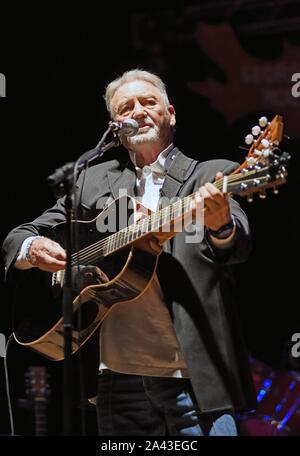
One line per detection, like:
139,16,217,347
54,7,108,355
109,118,139,137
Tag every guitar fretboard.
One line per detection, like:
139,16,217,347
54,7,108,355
101,193,195,256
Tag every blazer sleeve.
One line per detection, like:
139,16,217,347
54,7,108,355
1,158,120,275
1,196,67,275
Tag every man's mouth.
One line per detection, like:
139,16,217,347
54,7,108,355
138,125,151,133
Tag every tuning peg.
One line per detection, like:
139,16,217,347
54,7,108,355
245,134,254,145
247,195,254,203
263,149,272,157
259,191,267,199
259,116,268,127
282,152,291,161
273,186,279,195
252,125,261,136
261,139,270,148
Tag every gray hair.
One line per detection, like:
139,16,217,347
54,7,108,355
104,69,171,118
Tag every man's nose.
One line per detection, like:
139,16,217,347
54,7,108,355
132,102,147,120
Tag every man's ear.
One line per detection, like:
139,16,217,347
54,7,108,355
168,105,176,127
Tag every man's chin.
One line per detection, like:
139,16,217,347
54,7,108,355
127,130,159,145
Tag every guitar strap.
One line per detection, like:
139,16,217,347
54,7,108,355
160,147,198,199
160,148,198,253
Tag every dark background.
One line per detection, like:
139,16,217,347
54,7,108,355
0,0,299,436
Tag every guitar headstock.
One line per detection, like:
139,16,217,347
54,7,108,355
224,115,290,201
25,366,50,403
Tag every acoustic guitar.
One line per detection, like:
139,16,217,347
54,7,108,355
13,114,289,361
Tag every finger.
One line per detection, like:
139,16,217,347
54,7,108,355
199,186,211,199
215,171,223,181
36,252,66,270
38,246,66,261
190,192,202,210
31,238,66,260
50,247,67,260
39,264,66,272
47,241,66,259
194,191,202,203
205,182,222,196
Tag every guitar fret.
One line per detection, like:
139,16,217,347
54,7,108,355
107,233,112,255
120,228,127,248
162,206,168,226
132,224,138,241
114,232,120,250
157,211,162,230
112,233,116,252
142,217,148,234
155,212,160,232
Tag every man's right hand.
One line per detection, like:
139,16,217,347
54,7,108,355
28,237,66,272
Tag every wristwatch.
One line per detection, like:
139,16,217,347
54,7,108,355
207,217,235,240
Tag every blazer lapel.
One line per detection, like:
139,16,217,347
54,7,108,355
107,167,136,200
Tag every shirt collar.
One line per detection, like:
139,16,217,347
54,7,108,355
129,143,174,176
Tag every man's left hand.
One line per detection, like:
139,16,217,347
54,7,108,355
198,172,231,231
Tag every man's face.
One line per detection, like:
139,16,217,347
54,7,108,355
110,80,176,150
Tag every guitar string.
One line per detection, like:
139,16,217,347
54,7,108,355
70,167,271,266
71,196,194,265
70,197,193,265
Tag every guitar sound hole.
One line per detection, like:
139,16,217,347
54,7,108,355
73,301,99,331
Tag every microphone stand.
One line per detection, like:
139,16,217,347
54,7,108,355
47,127,120,435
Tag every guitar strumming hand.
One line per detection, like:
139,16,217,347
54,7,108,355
27,238,66,272
27,235,163,272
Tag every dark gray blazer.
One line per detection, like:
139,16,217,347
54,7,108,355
2,149,257,414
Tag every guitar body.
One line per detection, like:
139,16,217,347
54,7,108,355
13,196,159,361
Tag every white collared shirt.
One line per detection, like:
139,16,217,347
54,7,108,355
99,143,189,378
130,143,173,212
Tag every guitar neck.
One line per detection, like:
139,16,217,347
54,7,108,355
101,193,196,255
99,168,271,256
